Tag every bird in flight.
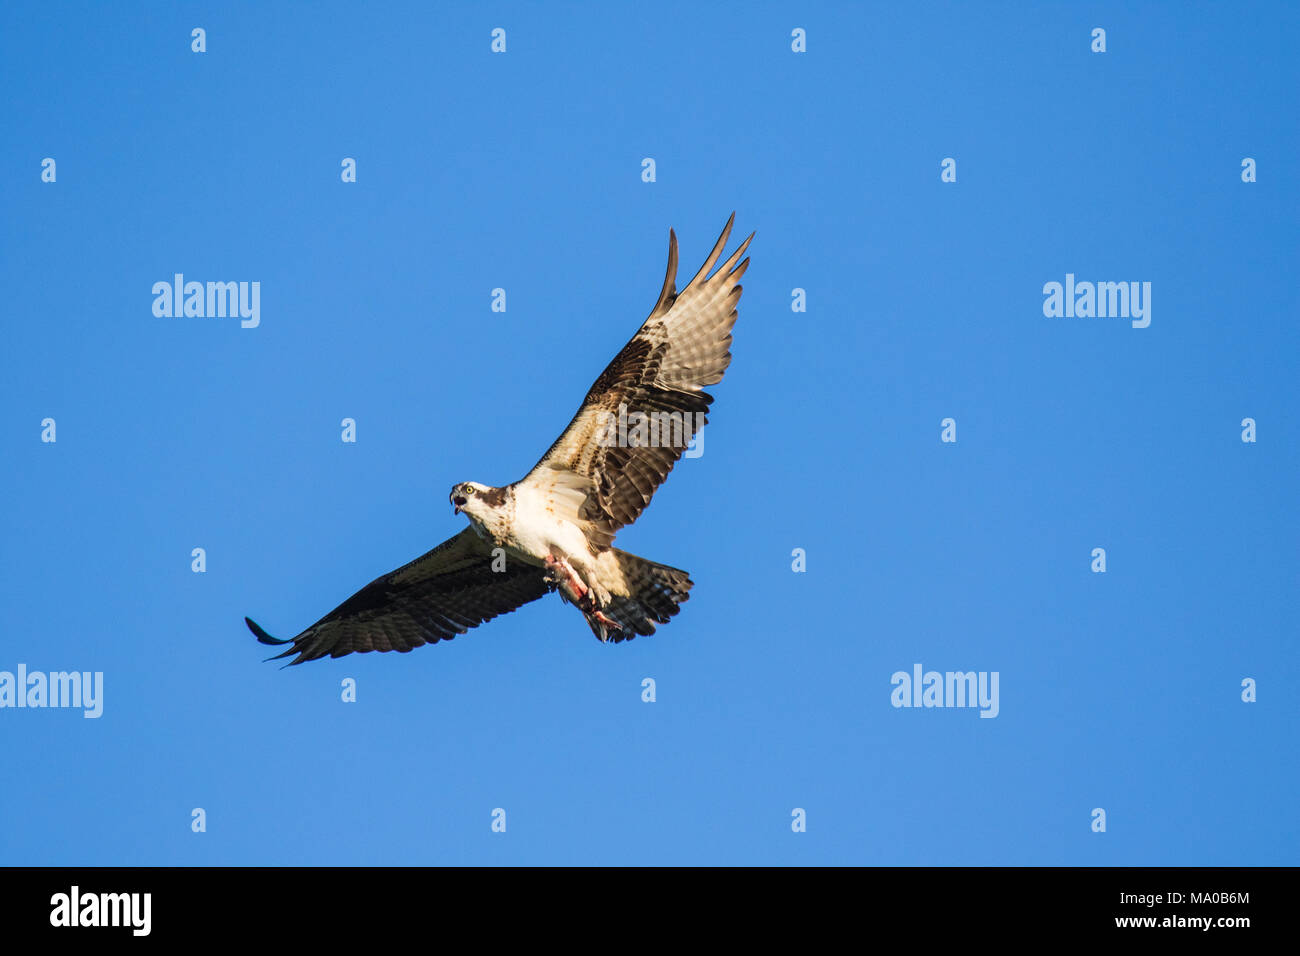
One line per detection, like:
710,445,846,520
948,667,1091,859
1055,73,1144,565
246,214,752,664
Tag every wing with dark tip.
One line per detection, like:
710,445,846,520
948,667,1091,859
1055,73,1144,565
245,528,552,665
519,213,752,539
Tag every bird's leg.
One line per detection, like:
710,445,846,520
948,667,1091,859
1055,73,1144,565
544,554,587,601
544,554,622,635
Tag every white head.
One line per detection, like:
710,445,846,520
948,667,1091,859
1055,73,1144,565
449,481,505,522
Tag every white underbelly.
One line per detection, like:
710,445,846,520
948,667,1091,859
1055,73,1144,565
503,482,592,564
507,510,589,564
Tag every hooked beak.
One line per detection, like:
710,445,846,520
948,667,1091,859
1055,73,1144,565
452,495,467,515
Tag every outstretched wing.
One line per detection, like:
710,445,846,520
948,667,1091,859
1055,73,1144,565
245,528,551,665
520,213,752,540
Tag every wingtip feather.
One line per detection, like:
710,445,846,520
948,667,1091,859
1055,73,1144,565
689,213,740,287
246,616,291,646
650,227,679,316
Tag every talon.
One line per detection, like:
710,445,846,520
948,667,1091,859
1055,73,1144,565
593,610,622,631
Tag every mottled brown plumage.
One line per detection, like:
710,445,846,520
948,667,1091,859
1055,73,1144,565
527,213,752,541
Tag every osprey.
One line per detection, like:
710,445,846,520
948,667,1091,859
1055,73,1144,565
246,214,752,664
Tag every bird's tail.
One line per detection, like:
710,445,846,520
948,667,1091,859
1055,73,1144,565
587,549,693,643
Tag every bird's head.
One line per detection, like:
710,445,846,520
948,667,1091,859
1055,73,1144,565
450,481,500,520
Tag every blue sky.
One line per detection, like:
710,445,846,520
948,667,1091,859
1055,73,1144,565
1,1,1296,865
